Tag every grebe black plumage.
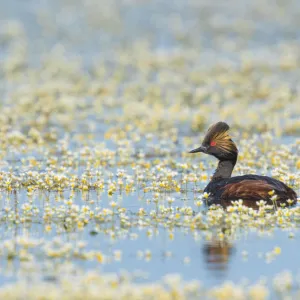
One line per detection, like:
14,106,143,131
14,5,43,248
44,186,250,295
189,122,297,209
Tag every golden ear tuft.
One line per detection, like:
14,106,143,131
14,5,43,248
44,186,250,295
203,122,237,153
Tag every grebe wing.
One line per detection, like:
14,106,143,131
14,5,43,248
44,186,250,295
218,175,297,207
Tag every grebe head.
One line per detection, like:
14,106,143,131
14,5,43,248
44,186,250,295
189,121,238,161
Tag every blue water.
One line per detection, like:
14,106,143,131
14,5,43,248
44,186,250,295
0,0,300,296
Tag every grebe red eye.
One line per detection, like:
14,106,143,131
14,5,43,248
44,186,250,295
210,141,216,146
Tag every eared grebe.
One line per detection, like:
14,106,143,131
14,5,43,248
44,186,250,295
189,122,297,209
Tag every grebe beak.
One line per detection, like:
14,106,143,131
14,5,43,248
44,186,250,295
189,145,207,153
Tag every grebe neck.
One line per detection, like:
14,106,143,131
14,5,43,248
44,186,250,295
212,159,236,181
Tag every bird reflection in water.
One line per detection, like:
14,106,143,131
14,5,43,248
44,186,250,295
202,239,235,276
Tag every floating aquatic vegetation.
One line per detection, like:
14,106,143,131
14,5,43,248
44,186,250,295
0,0,300,299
